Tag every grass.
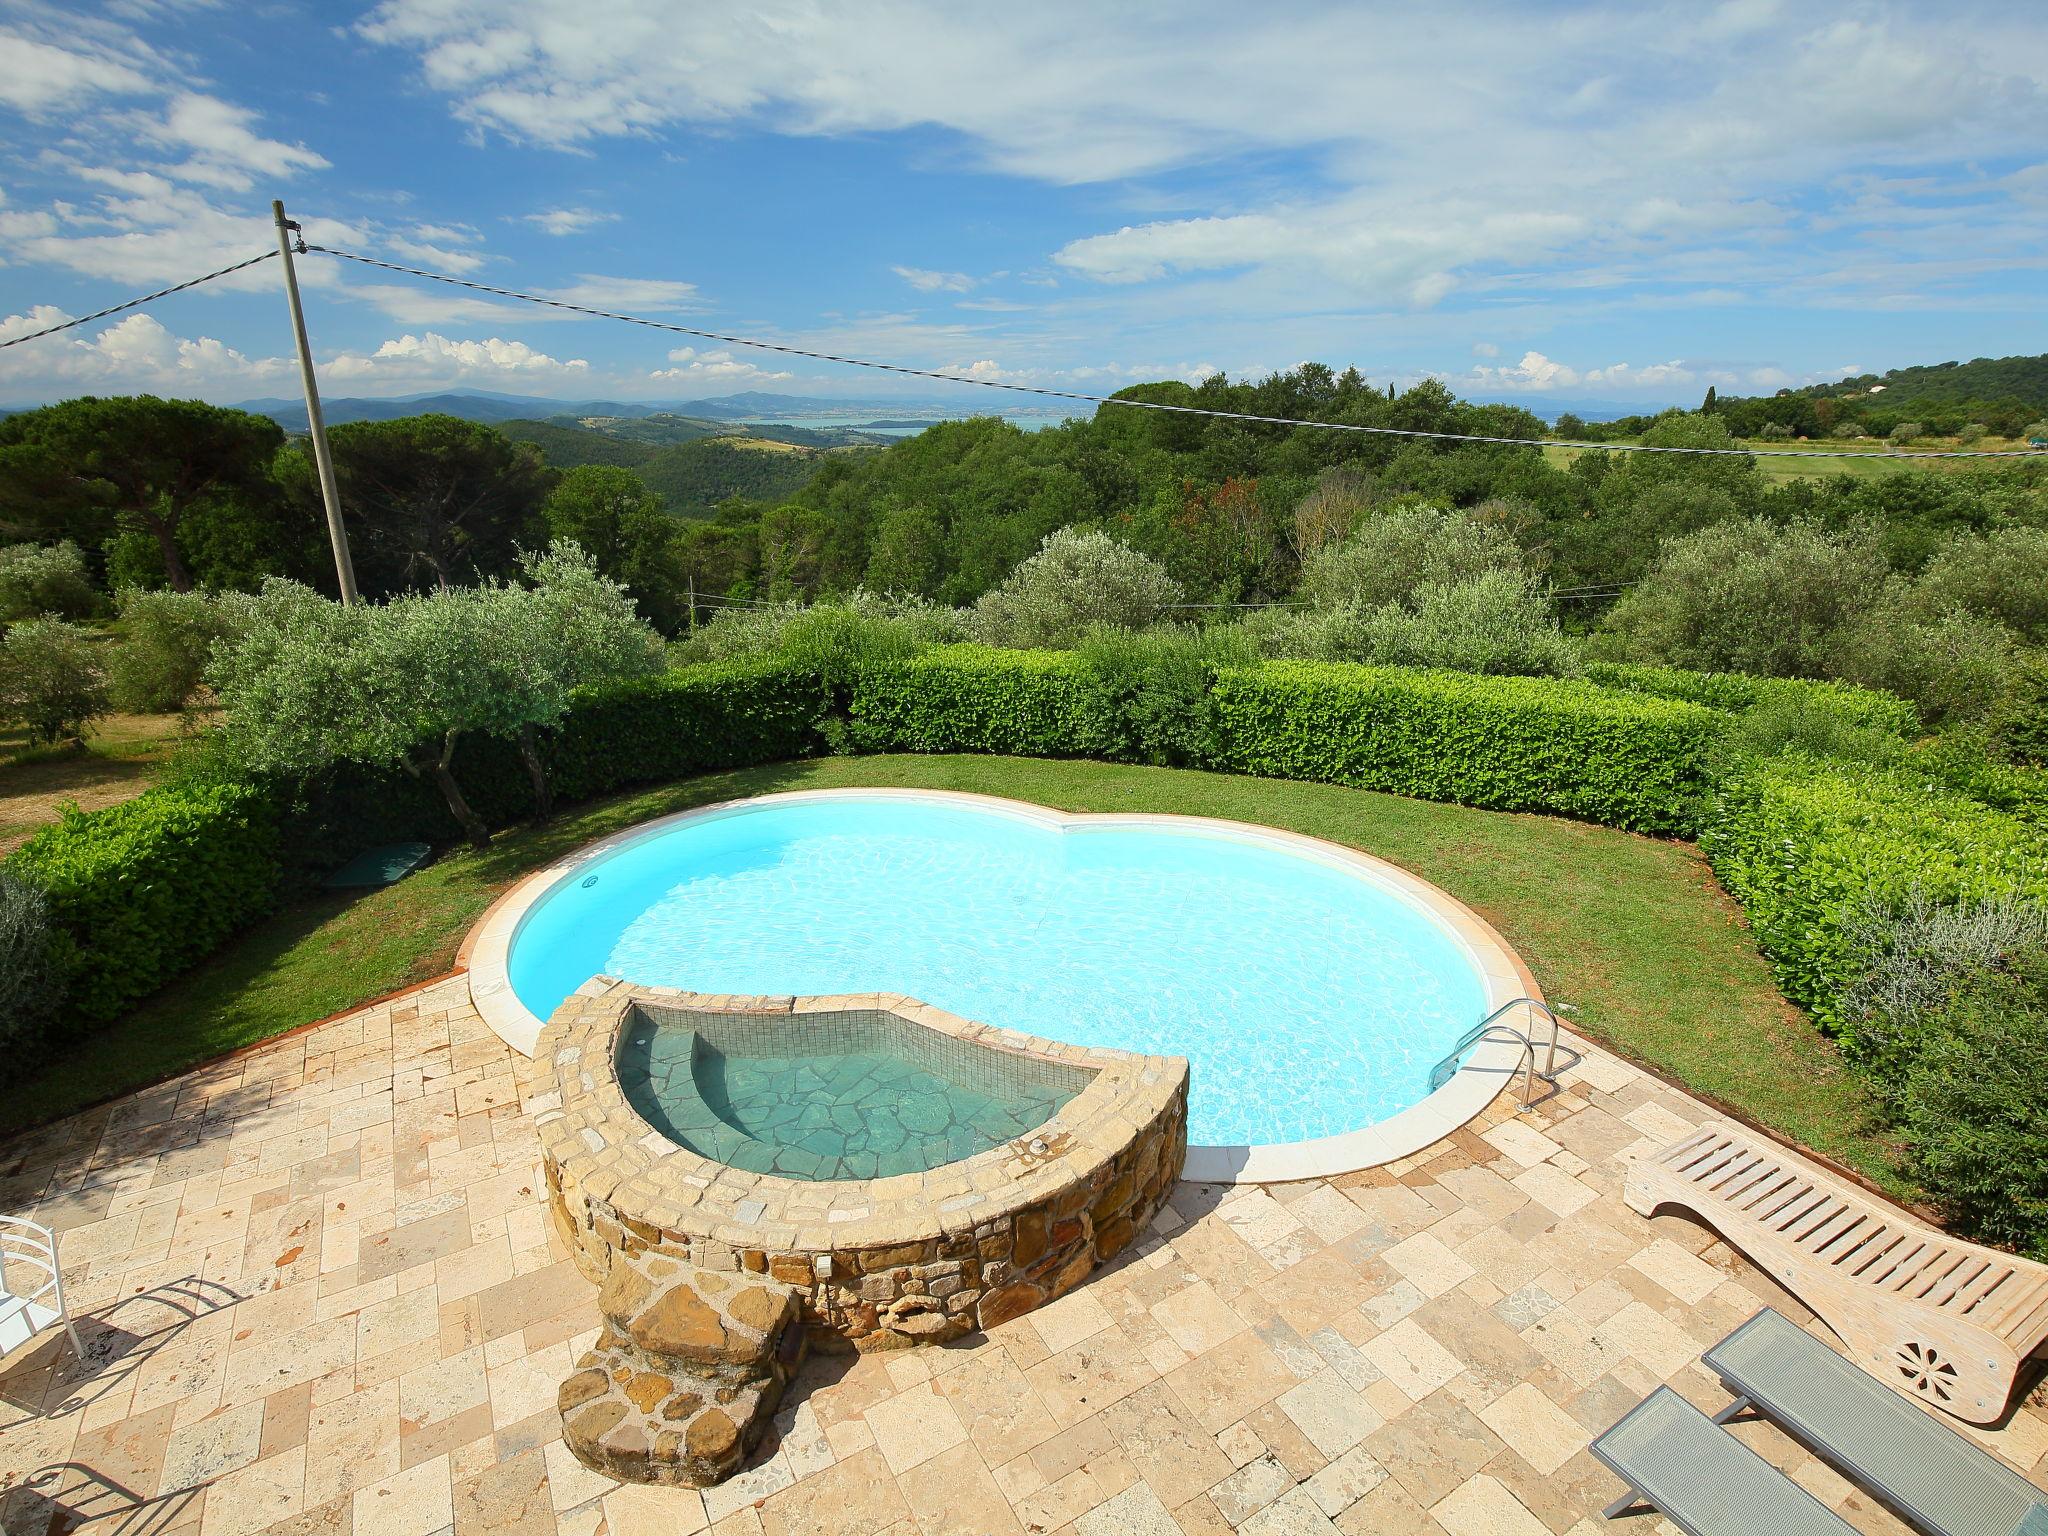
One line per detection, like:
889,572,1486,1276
1,754,1907,1194
0,710,193,856
1540,436,2024,483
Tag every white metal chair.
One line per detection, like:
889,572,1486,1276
1,1215,85,1362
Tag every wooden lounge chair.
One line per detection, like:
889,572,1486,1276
1703,1308,2048,1536
1626,1122,2048,1423
1590,1386,1857,1534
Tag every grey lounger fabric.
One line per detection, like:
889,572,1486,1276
1590,1386,1857,1534
1705,1308,2048,1536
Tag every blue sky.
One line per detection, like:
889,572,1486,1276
1,0,2044,411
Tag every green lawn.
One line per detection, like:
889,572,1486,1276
1540,437,2012,483
3,754,1907,1193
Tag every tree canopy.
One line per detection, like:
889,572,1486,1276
0,396,287,592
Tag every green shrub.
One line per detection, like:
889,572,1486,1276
1353,571,1581,677
849,645,1123,759
1075,625,1254,767
1837,887,2048,1096
1825,604,2022,729
0,541,98,622
0,618,108,745
1298,502,1523,610
1898,947,2048,1257
272,656,828,872
966,528,1182,648
541,656,828,803
1582,660,1919,737
1593,518,1888,680
1720,694,1910,772
1701,756,2048,1030
1910,527,2048,645
109,588,239,712
673,591,964,679
0,868,63,1061
1904,734,2048,829
9,781,279,1025
1211,660,1718,832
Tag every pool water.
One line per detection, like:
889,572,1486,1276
617,1007,1086,1180
510,797,1489,1147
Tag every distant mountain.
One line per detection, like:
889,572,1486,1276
231,388,1023,433
240,390,680,431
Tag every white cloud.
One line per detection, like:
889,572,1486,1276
544,274,700,311
0,25,155,115
356,0,2048,315
893,266,974,293
519,207,620,236
1464,350,1699,393
384,235,486,274
136,93,330,191
0,310,291,396
328,331,590,382
649,346,792,384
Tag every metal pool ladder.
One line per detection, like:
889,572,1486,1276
1429,997,1579,1110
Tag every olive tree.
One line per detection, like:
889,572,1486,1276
967,527,1182,648
484,543,664,817
1594,518,1889,678
0,541,98,621
108,588,241,712
209,544,658,846
1299,501,1524,611
0,618,108,745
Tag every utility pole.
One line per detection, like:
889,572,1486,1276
272,200,359,605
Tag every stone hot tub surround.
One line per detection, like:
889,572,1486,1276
524,979,1189,1354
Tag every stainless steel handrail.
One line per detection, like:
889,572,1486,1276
1429,996,1579,1109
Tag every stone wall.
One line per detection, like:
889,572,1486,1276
526,981,1189,1352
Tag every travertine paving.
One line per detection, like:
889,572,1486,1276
2,974,2043,1536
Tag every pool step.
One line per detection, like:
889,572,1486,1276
558,1254,806,1487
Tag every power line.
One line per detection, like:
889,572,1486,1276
304,243,2048,461
0,250,278,350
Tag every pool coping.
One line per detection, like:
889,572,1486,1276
463,787,1542,1184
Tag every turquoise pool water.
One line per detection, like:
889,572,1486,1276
618,1007,1088,1179
508,797,1489,1147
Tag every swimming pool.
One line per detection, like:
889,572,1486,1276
490,790,1527,1157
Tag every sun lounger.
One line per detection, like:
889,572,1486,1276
1589,1385,1858,1533
1626,1121,2048,1423
1703,1308,2048,1536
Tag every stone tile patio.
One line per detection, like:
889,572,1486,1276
2,974,2043,1536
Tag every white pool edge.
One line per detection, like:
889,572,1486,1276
462,786,1543,1185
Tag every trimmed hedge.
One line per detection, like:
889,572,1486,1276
10,782,279,1028
1583,661,1919,738
849,646,1124,759
1701,755,2048,1031
268,656,828,873
1211,661,1718,833
2,658,825,1030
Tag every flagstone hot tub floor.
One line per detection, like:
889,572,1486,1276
1,972,2042,1536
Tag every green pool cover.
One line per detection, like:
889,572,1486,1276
322,842,432,890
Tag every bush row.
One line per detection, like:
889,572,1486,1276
1583,660,1920,738
1209,661,1718,834
10,781,280,1031
11,642,2023,1059
268,655,827,873
845,648,1717,833
1701,754,2048,1033
4,658,825,1033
